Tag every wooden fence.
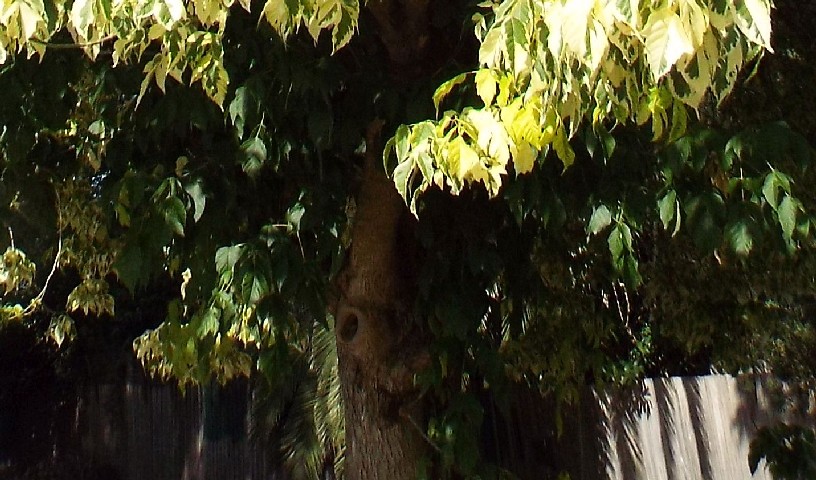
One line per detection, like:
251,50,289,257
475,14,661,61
503,374,813,480
4,373,812,479
78,378,280,480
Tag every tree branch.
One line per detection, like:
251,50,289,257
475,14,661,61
29,34,116,50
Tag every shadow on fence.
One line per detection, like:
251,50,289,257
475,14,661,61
500,375,814,480
1,371,813,479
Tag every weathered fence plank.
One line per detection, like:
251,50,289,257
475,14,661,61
72,374,811,479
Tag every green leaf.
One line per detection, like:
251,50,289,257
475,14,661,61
725,219,753,256
623,255,642,287
588,205,612,235
215,245,244,275
308,106,333,148
432,72,470,114
658,190,677,231
287,202,306,231
241,137,268,178
184,181,207,222
668,101,687,142
114,243,144,293
778,195,798,240
762,171,791,210
229,86,250,136
162,196,186,236
684,192,725,252
48,314,76,348
608,223,631,261
598,125,616,159
197,307,219,337
242,270,270,304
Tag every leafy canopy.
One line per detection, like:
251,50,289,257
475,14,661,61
390,0,773,209
3,0,816,477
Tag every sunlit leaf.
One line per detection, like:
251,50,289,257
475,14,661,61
588,205,612,236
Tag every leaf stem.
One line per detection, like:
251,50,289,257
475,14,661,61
29,34,116,50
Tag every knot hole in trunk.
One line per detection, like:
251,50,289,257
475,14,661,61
337,304,364,344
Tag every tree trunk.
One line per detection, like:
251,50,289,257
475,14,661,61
333,3,434,476
334,122,427,479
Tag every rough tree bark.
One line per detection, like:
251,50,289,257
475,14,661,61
333,2,434,477
334,121,427,479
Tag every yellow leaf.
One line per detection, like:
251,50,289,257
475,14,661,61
466,161,491,187
603,58,627,87
165,0,185,23
714,32,745,104
479,27,503,68
512,140,536,175
607,0,639,28
679,0,708,48
475,69,497,107
263,0,291,36
543,4,564,56
560,0,593,57
70,0,94,39
497,74,513,107
448,137,480,182
148,23,166,40
194,0,224,25
552,123,575,169
467,109,510,167
17,2,40,41
643,7,695,80
155,54,168,92
676,30,717,108
709,1,733,30
587,18,608,74
735,0,773,51
499,99,522,130
512,42,529,79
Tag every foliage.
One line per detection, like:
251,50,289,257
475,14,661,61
750,423,816,480
0,0,814,478
389,0,772,210
0,0,360,105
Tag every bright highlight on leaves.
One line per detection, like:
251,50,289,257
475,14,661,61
0,0,360,106
387,0,774,210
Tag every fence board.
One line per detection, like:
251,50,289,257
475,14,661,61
73,374,812,479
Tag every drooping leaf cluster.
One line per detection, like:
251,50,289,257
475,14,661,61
389,0,773,210
0,0,361,104
1,0,815,478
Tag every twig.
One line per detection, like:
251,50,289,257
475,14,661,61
28,34,116,50
402,409,443,455
19,192,64,317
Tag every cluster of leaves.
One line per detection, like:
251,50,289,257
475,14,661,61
0,8,360,473
1,0,815,477
388,0,773,211
399,119,816,476
0,0,361,105
750,423,816,480
0,246,35,296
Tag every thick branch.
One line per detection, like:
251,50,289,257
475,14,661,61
366,0,431,74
